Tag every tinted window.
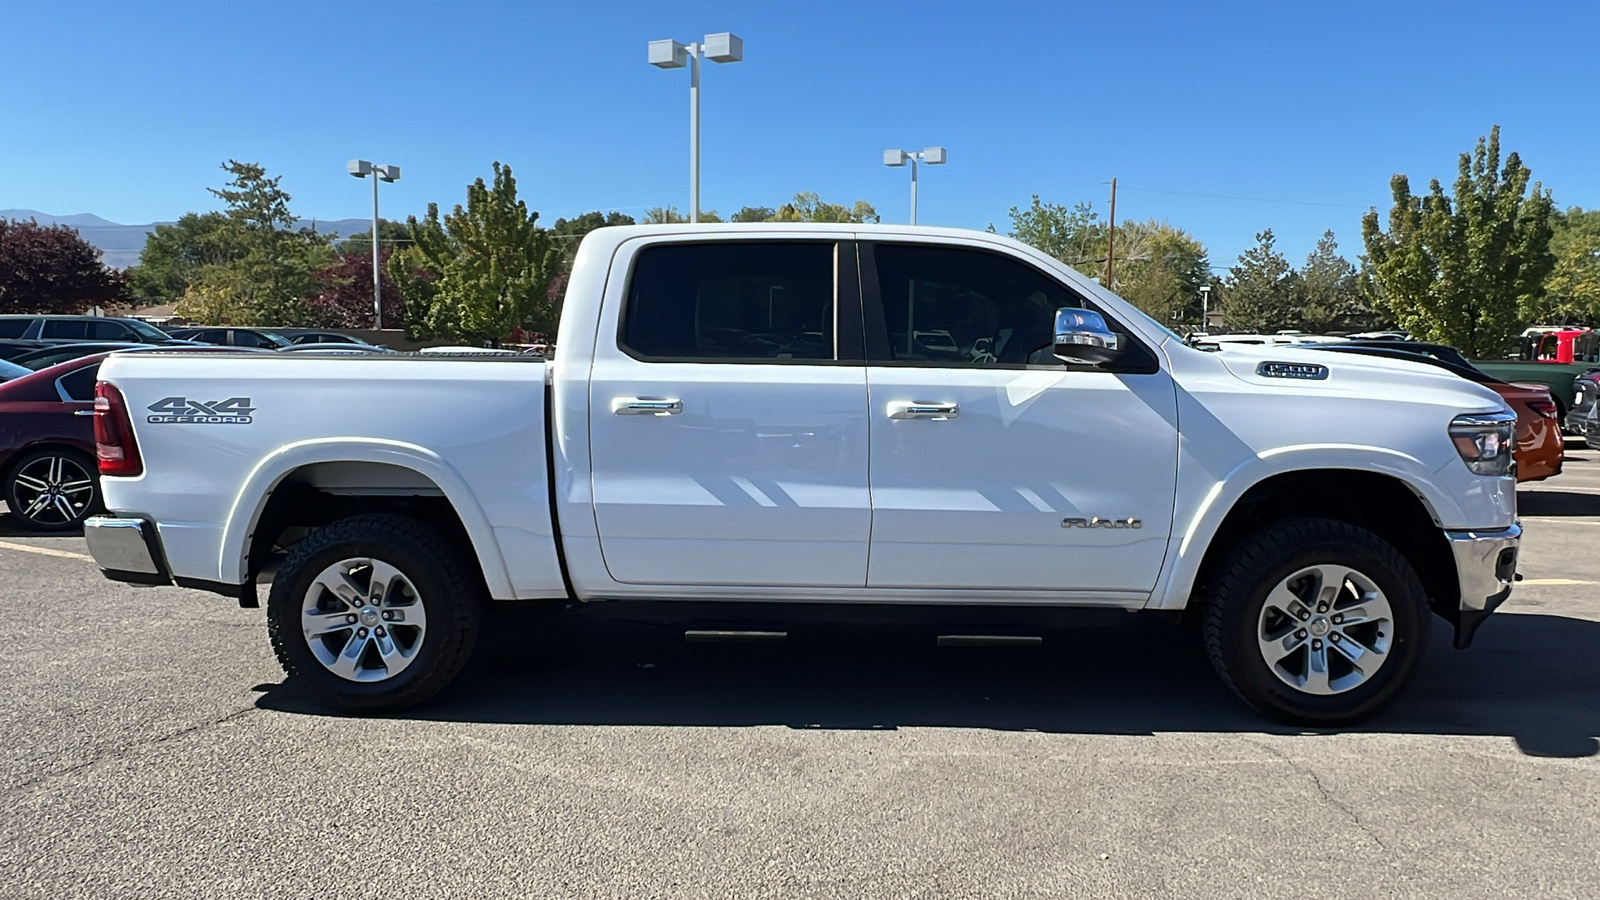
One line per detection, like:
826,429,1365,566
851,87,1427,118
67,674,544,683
622,242,836,361
41,320,90,339
87,320,129,340
193,330,228,344
57,364,100,401
234,331,274,348
872,244,1085,366
123,319,173,341
0,319,29,339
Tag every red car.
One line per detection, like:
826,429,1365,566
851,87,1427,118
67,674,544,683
0,354,105,530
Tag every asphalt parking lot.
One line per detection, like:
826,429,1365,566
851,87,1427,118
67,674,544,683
2,452,1599,899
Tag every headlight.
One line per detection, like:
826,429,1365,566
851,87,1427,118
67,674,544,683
1449,411,1516,476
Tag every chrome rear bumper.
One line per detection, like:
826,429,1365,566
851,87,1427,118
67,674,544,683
1444,523,1520,649
84,516,171,586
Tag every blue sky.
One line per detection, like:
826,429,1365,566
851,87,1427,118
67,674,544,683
3,0,1597,270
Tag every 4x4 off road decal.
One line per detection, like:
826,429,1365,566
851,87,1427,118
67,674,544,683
146,397,255,425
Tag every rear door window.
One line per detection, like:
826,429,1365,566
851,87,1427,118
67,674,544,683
0,319,30,338
41,320,90,339
621,242,838,362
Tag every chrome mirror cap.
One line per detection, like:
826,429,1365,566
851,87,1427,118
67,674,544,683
1053,308,1122,365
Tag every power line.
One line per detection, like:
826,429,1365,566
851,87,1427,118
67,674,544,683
1117,185,1369,211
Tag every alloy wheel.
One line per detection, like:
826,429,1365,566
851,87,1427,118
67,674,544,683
10,454,96,527
300,558,429,682
1256,564,1394,695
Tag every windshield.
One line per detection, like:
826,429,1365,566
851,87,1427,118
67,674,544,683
126,319,176,341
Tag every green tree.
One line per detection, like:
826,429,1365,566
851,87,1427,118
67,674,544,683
770,192,878,223
1293,230,1363,332
1361,126,1556,357
1004,196,1106,277
206,160,329,325
730,206,777,222
1532,206,1600,325
127,212,239,304
391,162,561,344
643,206,722,223
333,218,413,258
548,210,637,307
1106,220,1210,325
1222,229,1298,332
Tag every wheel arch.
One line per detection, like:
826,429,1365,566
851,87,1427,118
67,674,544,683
1156,464,1460,624
221,439,514,598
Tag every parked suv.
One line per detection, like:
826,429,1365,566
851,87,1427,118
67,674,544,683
0,315,186,345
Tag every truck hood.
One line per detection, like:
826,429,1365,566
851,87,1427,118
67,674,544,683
1210,343,1509,411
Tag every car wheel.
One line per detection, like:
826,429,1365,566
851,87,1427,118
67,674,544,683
266,513,482,713
1201,518,1431,726
4,448,99,531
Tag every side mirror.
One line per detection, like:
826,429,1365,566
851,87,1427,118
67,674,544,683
1053,308,1122,365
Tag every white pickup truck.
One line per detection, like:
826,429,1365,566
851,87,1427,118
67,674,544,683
83,224,1521,724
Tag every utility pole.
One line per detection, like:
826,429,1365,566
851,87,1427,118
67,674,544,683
1104,177,1117,286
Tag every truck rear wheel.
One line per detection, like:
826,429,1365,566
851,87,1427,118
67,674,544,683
267,513,482,713
1201,518,1431,725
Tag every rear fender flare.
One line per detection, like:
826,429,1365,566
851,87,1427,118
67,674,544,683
218,438,514,598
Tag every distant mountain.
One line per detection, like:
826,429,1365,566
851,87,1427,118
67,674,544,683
0,210,379,269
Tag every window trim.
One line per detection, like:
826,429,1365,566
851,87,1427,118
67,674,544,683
858,240,1161,375
614,239,866,366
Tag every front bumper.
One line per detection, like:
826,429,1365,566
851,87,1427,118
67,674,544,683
1444,523,1520,649
84,516,171,585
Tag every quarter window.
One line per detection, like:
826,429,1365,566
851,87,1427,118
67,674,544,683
621,242,836,362
57,364,100,402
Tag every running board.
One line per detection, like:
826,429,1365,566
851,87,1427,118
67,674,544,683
685,629,788,644
937,634,1044,647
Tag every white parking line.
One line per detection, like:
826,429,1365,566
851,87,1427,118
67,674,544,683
1518,578,1598,586
0,540,94,562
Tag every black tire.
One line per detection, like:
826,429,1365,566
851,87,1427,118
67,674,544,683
267,513,482,713
3,447,100,532
1201,518,1431,726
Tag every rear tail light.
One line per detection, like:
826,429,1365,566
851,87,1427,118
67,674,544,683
1527,398,1559,419
94,381,143,477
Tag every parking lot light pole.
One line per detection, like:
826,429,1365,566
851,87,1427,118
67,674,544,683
347,160,401,328
649,33,743,223
883,147,947,225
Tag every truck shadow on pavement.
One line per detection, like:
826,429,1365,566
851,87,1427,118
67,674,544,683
1517,489,1600,517
255,606,1600,759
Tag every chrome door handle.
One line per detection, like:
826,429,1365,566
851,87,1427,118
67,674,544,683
612,397,683,416
887,400,959,420
74,409,97,417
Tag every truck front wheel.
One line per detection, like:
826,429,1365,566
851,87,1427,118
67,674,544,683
1201,518,1431,725
266,513,482,713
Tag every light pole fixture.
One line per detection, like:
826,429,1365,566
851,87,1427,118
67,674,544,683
348,159,400,329
648,32,743,223
883,147,946,225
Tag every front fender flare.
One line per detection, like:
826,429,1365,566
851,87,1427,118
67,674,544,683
1147,444,1455,611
